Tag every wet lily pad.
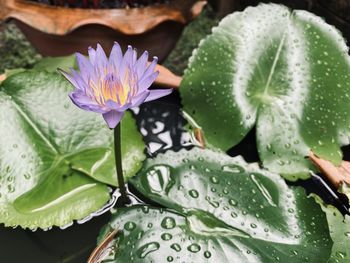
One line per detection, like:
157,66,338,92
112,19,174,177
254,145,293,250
33,55,76,72
100,148,332,262
320,204,350,263
180,4,350,180
0,70,145,229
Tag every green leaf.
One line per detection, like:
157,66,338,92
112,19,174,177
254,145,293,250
180,4,350,180
318,203,350,263
33,55,76,73
101,148,332,262
0,71,145,229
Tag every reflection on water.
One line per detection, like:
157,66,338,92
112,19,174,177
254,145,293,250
134,93,195,157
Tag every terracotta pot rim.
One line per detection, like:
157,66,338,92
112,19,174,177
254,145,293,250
0,0,207,35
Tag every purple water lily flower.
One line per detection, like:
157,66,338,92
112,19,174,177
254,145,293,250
60,42,172,128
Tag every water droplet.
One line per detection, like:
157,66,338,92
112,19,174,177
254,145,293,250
187,243,201,253
335,251,346,259
161,233,173,241
170,243,181,252
161,217,176,229
266,144,272,151
189,165,196,170
124,221,136,231
137,231,144,240
209,200,219,208
284,143,291,149
277,160,285,166
229,199,237,206
189,189,199,198
210,176,219,184
250,223,257,229
222,164,244,173
204,251,211,258
137,242,160,258
7,185,14,193
167,256,174,262
231,212,238,218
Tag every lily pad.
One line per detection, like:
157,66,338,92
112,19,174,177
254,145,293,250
0,70,145,229
180,4,350,180
321,204,350,263
33,55,76,73
100,148,332,262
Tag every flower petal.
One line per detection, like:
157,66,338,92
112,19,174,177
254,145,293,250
109,42,123,70
140,56,158,80
76,53,93,81
88,46,97,65
69,92,106,112
59,69,77,87
131,91,150,107
102,110,124,128
95,43,108,72
59,68,87,92
135,51,148,79
124,45,134,65
138,71,159,93
105,99,119,110
119,45,133,78
145,89,173,102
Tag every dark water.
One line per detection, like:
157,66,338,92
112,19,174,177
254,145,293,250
0,90,348,262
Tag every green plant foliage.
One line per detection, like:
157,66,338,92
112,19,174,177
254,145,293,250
99,148,332,262
163,5,219,75
321,205,350,263
180,3,350,180
0,23,41,73
0,70,145,229
33,55,76,72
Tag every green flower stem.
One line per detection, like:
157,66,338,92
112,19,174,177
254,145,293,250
114,123,127,202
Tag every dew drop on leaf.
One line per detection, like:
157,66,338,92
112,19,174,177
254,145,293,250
210,176,219,184
170,243,181,252
161,217,176,229
136,242,160,258
124,221,136,231
161,233,173,241
187,243,201,253
188,189,199,198
221,164,244,173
